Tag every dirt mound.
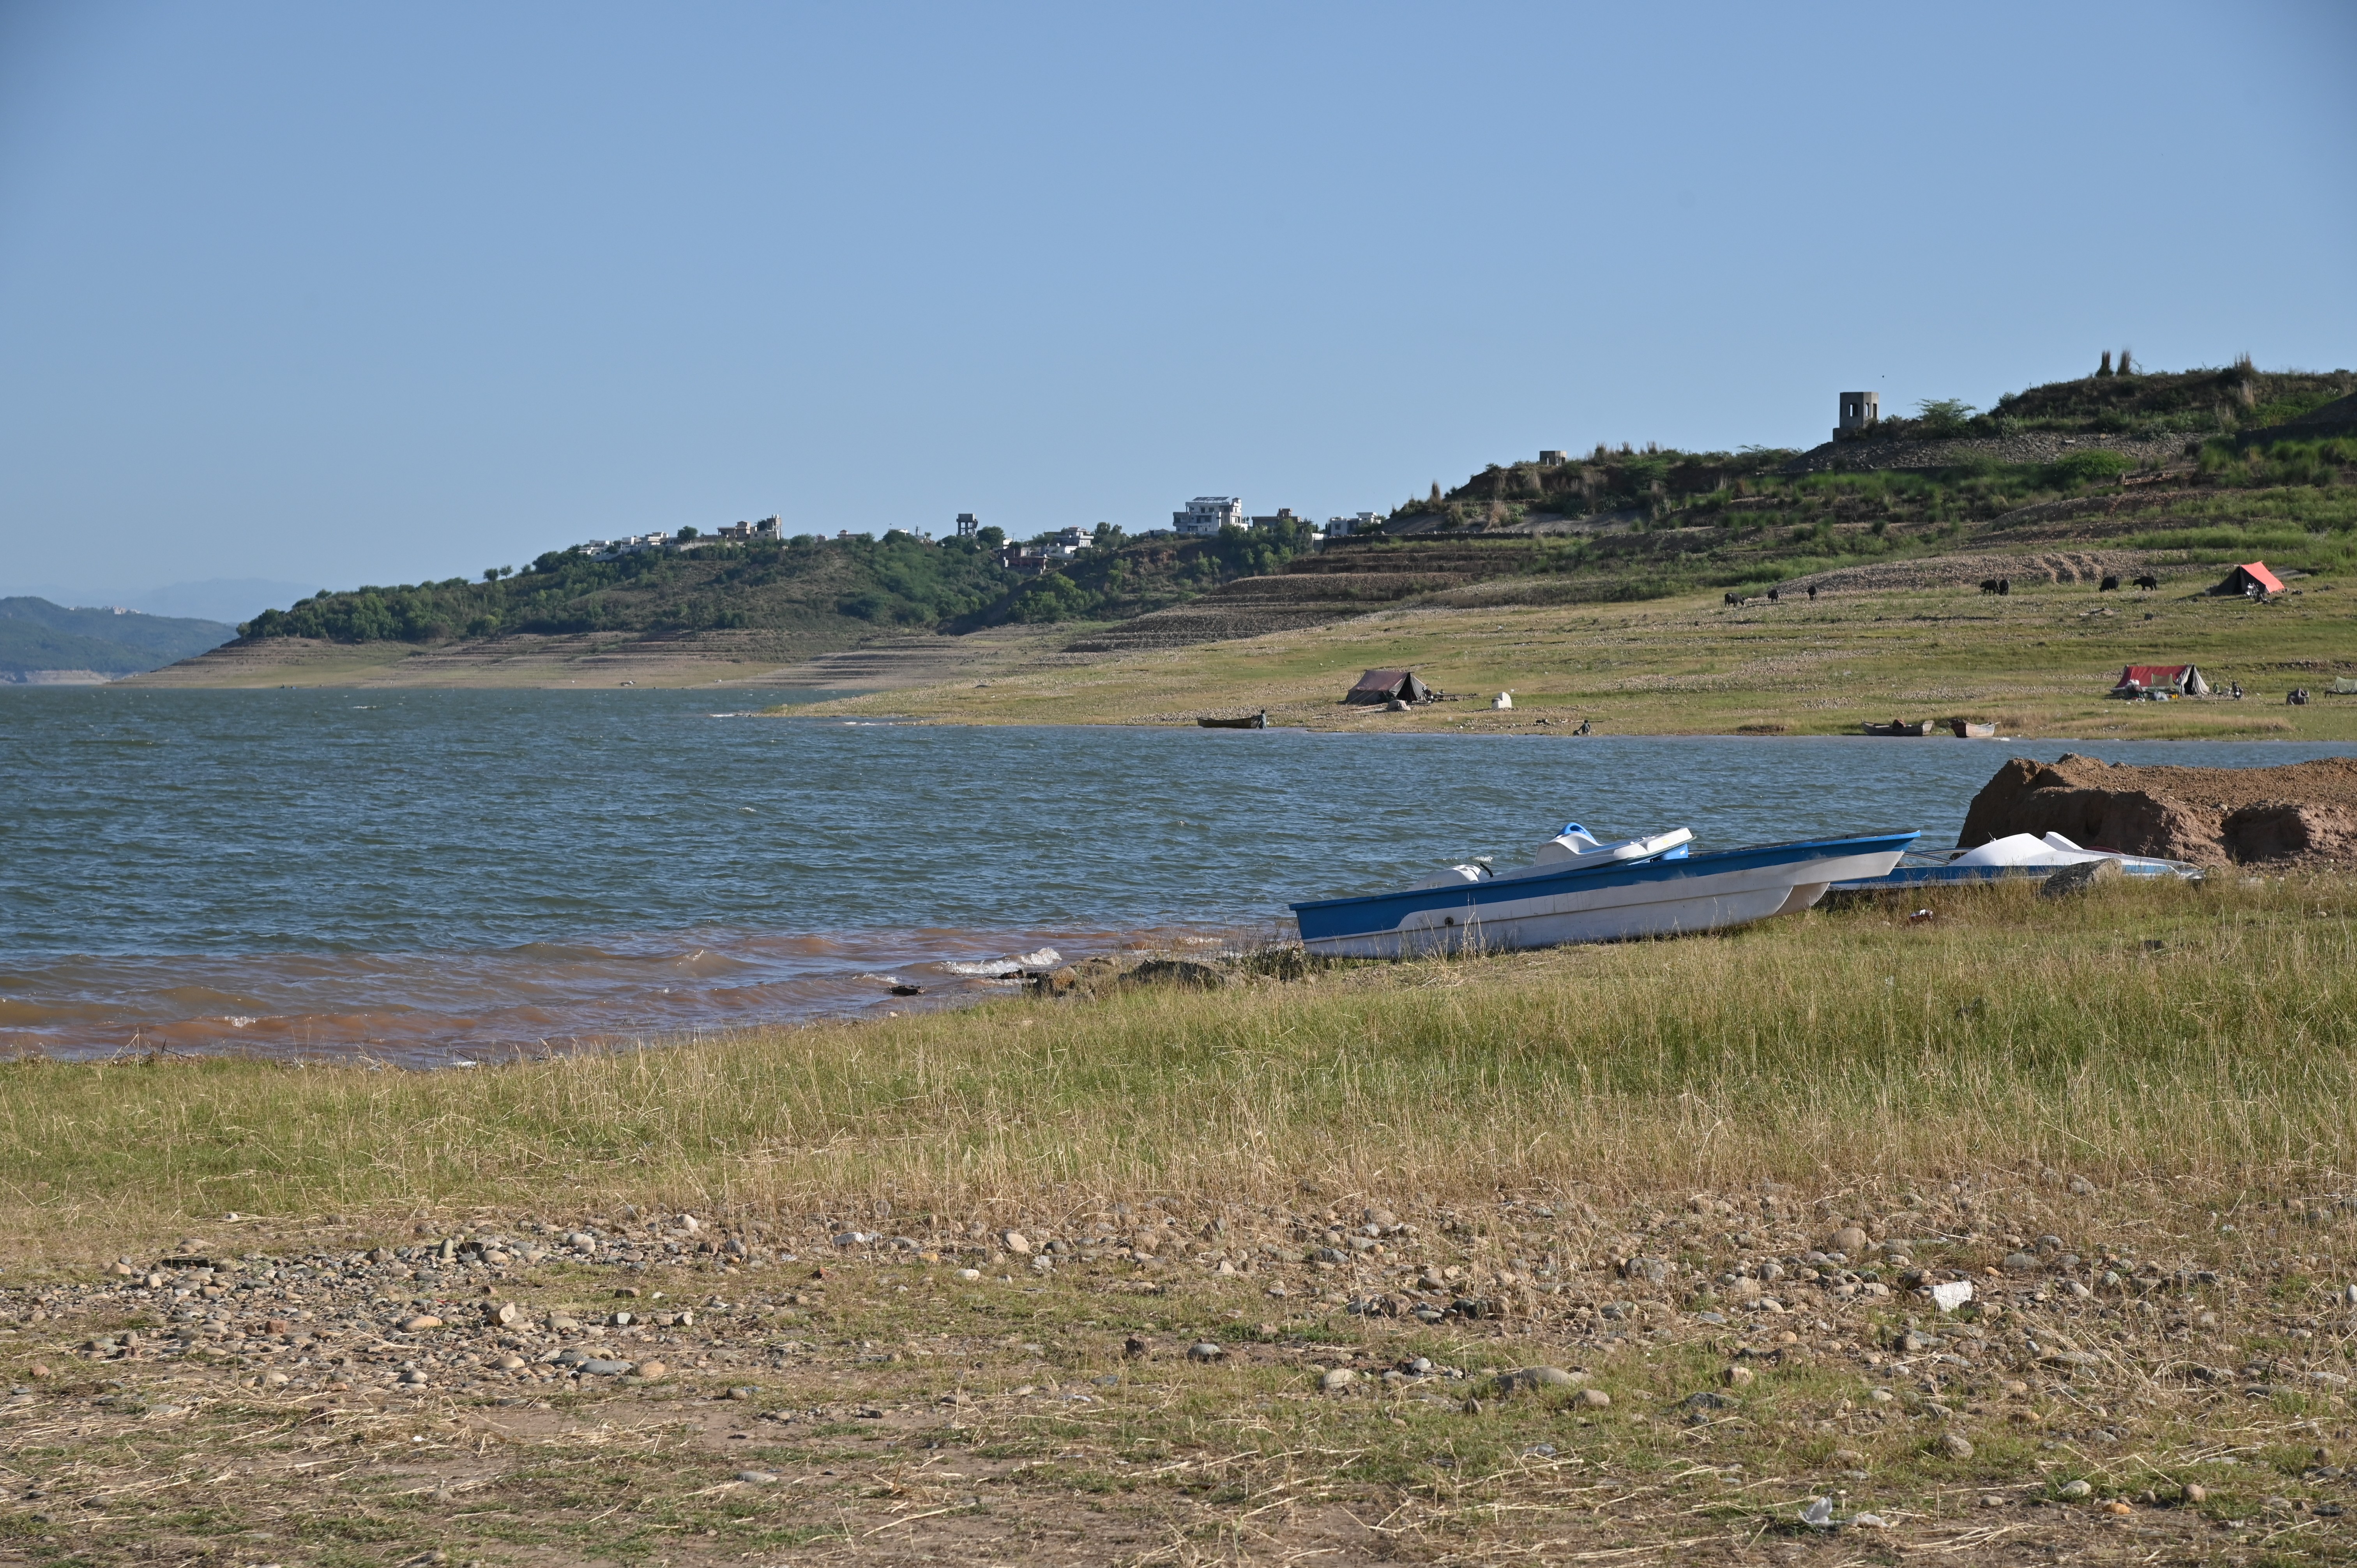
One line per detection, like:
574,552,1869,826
1958,754,2357,866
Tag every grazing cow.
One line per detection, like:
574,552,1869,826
1807,584,1818,600
1724,592,1745,607
1979,579,2001,595
1998,578,2010,595
2100,575,2120,592
2134,574,2159,590
1767,586,1780,602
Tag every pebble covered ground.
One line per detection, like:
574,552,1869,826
5,1171,2356,1564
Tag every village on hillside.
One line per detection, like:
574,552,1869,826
574,500,1385,577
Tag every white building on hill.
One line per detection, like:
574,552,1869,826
1173,496,1244,536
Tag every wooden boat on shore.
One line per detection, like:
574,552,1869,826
1949,719,1996,738
1198,711,1268,730
1862,720,1935,737
1291,823,1918,958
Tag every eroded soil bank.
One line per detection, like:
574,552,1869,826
1959,754,2357,865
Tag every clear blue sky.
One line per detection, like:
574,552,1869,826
2,0,2352,603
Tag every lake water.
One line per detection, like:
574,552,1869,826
5,688,2352,1064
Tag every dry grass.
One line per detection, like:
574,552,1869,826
790,580,2357,740
6,875,2355,1261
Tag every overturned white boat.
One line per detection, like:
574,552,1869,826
1290,823,1918,959
1828,830,2201,892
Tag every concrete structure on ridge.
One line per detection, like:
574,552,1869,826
1838,392,1880,436
1173,497,1245,536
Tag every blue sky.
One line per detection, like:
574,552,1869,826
2,1,2352,606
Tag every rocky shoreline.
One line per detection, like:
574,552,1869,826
9,1176,2355,1561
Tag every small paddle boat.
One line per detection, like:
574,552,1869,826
1291,823,1918,958
1828,831,2200,892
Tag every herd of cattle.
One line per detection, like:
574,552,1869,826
1722,585,1821,607
1724,573,2163,607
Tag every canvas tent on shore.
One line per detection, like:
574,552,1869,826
2113,663,2210,697
1345,668,1432,705
2210,561,2286,596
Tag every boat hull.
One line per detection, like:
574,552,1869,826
1292,833,1917,958
1831,857,2197,892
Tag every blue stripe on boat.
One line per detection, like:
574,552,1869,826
1290,830,1919,944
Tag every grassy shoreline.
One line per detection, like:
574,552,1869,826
9,876,2357,1563
783,581,2357,740
8,874,2353,1259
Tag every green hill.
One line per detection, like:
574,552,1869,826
233,522,1321,646
1355,361,2357,604
0,598,235,677
205,360,2357,678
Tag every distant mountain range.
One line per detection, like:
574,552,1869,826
0,598,237,682
0,578,320,627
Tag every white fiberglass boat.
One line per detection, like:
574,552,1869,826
1827,831,2201,892
1290,822,1918,959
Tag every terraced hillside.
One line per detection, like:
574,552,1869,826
1065,540,1531,651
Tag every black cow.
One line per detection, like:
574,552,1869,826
2134,574,2159,590
1767,586,1780,602
2100,575,2120,592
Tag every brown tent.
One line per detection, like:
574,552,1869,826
1344,668,1431,705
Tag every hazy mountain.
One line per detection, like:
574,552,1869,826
0,598,237,679
0,578,321,627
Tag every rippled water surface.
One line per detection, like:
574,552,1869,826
5,688,2351,1062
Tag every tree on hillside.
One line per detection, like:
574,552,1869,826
1915,398,1977,438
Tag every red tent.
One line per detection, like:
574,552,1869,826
2113,664,2210,696
2211,561,2285,596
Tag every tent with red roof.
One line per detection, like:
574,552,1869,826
2113,664,2211,697
2210,561,2285,597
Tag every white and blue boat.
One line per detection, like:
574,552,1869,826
1828,831,2200,892
1290,823,1919,958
